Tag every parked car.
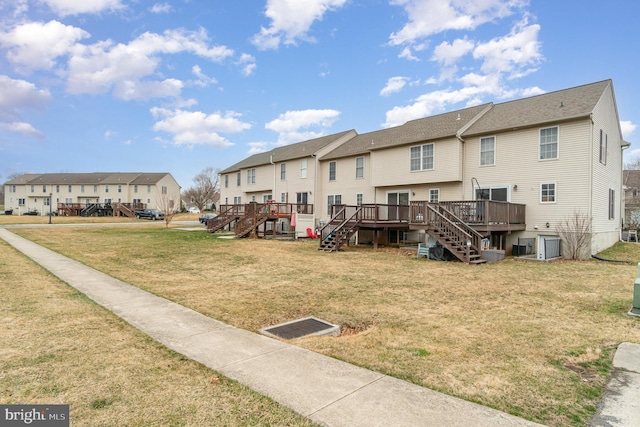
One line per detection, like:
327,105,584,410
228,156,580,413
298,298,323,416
134,208,164,220
199,213,217,224
187,207,200,214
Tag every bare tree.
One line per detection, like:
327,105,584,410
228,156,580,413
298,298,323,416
183,167,220,211
156,188,181,228
556,210,592,260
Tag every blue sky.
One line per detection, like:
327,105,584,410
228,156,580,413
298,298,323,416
0,0,638,189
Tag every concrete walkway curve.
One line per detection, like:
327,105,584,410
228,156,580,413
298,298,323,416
0,228,552,426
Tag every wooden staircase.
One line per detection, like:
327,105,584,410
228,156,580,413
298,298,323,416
80,204,97,216
425,204,486,264
234,211,270,238
318,207,362,252
207,206,242,233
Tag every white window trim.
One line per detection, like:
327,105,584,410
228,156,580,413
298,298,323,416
300,159,308,179
540,182,557,204
429,188,440,203
329,161,337,181
410,143,435,172
479,136,496,166
538,126,559,161
355,157,364,179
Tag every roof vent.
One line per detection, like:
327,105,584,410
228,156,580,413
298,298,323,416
456,113,461,121
560,101,564,108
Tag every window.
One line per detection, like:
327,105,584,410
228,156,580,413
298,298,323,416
356,193,363,206
247,168,256,184
56,185,60,193
541,183,556,203
539,127,558,160
105,185,109,193
600,129,607,165
429,189,440,203
236,172,241,186
147,185,151,193
609,189,615,219
30,185,34,193
480,136,495,166
134,185,138,193
68,185,72,192
280,192,286,203
356,157,364,179
300,159,307,178
44,198,50,206
81,185,85,193
93,185,97,193
161,186,167,195
329,161,336,181
410,144,434,171
224,175,228,188
327,194,342,215
296,192,308,205
281,163,286,180
263,194,272,202
42,185,47,193
18,198,25,206
10,185,16,193
234,196,242,204
65,198,72,204
118,185,122,193
251,195,256,202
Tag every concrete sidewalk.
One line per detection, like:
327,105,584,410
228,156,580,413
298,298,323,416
1,228,550,426
590,342,640,426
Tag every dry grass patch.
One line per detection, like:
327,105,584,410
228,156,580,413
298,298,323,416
0,238,316,426
10,226,640,426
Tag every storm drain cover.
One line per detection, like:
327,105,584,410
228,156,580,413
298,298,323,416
260,317,340,340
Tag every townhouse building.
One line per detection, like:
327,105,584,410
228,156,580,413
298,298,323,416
4,172,181,217
218,80,627,260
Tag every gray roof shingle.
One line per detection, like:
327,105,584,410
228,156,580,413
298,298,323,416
220,130,356,173
4,172,172,186
462,80,611,137
321,103,492,160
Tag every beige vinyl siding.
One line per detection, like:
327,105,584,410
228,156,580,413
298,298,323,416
464,120,592,232
590,84,623,251
370,137,462,187
374,182,462,204
318,154,375,221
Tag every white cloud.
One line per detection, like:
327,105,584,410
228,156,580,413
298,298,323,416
0,20,90,71
265,109,341,145
621,120,637,140
191,65,218,87
66,28,234,99
41,0,124,16
473,20,542,77
247,141,270,154
0,75,50,138
150,107,251,147
236,53,257,77
0,121,43,138
150,3,171,14
251,0,347,50
389,0,524,46
380,76,409,96
432,38,475,66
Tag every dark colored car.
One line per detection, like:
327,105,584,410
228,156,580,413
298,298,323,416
134,209,164,220
199,213,217,224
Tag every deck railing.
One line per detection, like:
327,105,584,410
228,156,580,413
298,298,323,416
219,202,314,216
410,200,525,227
328,204,411,223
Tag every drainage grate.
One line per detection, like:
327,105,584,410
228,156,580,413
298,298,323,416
260,317,340,340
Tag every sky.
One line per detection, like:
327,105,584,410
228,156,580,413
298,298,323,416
0,0,639,189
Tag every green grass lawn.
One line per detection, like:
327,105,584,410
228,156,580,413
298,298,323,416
7,225,640,426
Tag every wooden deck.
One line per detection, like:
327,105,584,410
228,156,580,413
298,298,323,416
327,200,526,233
